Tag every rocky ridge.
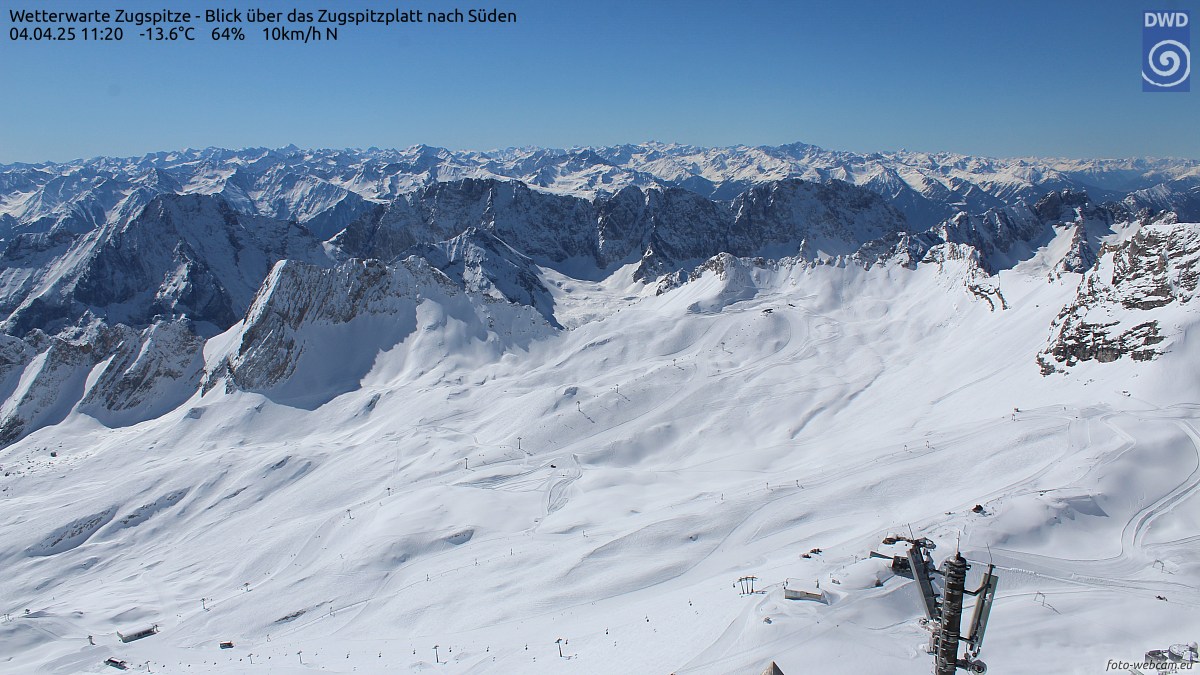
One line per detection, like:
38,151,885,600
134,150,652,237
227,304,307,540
1038,216,1199,373
0,144,1194,445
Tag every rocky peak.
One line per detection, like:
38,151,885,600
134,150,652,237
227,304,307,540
1033,189,1093,223
1038,217,1199,373
204,256,552,408
2,193,332,337
415,227,560,327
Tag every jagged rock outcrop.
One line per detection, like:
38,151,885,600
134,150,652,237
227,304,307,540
77,320,205,424
729,179,909,258
933,206,1044,270
415,227,560,327
1,193,333,336
1055,224,1098,275
1,144,1197,444
213,258,436,395
669,252,771,311
332,177,911,282
204,257,552,407
1038,217,1199,373
0,318,205,444
855,189,1145,277
1036,190,1145,276
333,179,597,266
851,231,941,270
920,242,1008,311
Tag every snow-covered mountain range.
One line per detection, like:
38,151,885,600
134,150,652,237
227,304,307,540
1,142,1198,674
4,142,1199,233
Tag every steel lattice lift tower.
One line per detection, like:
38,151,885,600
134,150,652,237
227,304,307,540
891,537,999,674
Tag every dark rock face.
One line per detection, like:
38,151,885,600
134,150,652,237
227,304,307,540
415,227,561,327
2,193,332,337
728,179,910,258
330,178,911,283
328,202,417,263
0,319,205,444
594,185,653,267
78,320,205,422
638,180,910,282
333,179,598,267
855,189,1144,276
0,145,1196,446
632,187,735,280
1034,189,1092,223
1038,217,1199,373
1123,182,1200,224
203,256,551,409
2,229,80,263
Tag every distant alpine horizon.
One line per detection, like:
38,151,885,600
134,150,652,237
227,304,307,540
8,139,1200,168
2,135,1198,674
4,141,1196,237
6,3,1197,673
7,3,1195,163
2,128,1200,667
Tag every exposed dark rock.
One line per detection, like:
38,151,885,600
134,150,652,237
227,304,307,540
1039,218,1198,373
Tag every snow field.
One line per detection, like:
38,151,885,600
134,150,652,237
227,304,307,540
0,258,1197,674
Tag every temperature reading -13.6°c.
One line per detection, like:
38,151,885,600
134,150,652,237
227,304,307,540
142,26,194,41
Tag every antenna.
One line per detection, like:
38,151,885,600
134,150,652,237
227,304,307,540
904,534,996,674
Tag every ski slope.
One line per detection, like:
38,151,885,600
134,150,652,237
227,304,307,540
1,257,1197,674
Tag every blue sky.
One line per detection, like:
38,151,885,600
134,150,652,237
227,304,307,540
0,0,1196,162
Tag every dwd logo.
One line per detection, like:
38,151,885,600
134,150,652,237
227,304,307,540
1143,10,1190,92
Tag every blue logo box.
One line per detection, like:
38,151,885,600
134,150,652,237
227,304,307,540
1143,10,1190,92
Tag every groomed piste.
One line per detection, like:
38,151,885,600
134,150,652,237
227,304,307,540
1,245,1197,673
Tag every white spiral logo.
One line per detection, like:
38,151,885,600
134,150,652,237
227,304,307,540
1143,39,1191,87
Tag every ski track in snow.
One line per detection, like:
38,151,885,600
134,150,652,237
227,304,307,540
983,407,1200,609
1,260,1199,674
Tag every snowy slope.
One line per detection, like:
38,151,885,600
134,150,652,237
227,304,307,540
0,143,1198,675
0,222,1198,674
